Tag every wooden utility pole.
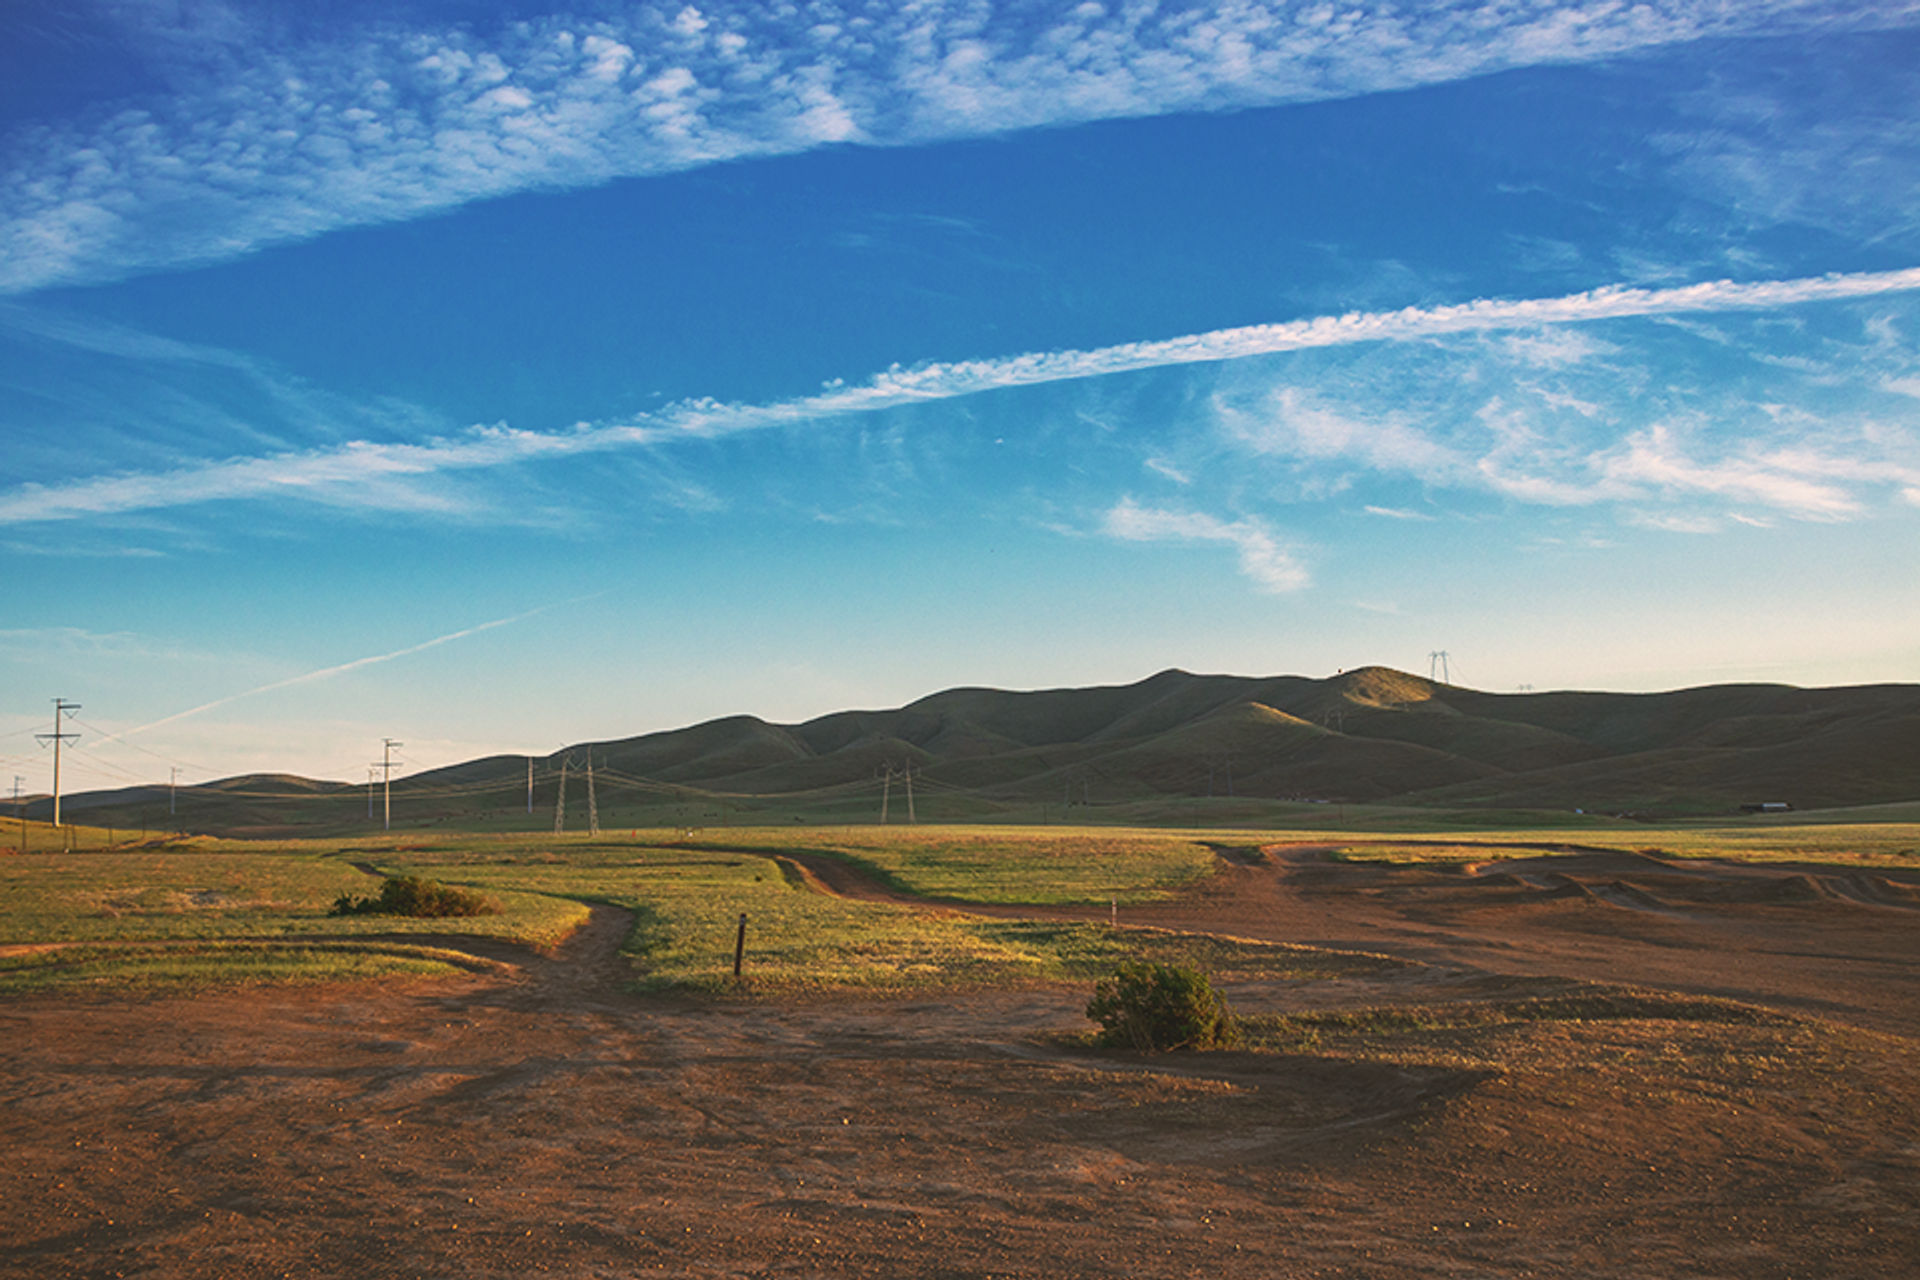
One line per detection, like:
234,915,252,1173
36,699,80,827
379,739,402,832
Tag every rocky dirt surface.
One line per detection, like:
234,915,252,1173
4,845,1918,1278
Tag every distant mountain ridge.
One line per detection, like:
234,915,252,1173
446,665,1920,813
42,666,1920,829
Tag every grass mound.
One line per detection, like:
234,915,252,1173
330,875,499,919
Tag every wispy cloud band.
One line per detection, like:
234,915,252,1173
4,264,1918,526
1104,499,1307,593
4,0,1915,293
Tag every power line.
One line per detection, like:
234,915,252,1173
67,716,215,777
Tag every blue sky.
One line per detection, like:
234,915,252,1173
3,0,1919,789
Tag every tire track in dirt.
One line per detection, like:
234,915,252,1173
753,840,1920,1040
766,851,928,906
330,858,640,998
0,901,637,997
387,902,639,1011
762,848,1173,927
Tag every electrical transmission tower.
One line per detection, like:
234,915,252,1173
526,758,534,816
553,757,569,834
586,753,600,837
874,762,916,824
1428,650,1451,684
35,698,81,827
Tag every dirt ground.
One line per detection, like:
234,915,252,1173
4,845,1918,1278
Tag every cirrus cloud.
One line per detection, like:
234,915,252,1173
5,265,1920,527
5,0,1916,293
1103,497,1309,593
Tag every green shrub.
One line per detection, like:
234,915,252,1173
329,875,499,919
1086,960,1238,1051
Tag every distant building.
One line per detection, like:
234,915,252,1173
1738,802,1793,814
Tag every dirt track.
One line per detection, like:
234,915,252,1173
4,844,1918,1278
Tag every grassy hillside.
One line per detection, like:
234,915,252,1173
34,667,1920,836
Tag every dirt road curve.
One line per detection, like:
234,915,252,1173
3,845,1917,1278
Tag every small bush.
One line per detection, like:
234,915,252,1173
1086,960,1238,1051
330,875,499,919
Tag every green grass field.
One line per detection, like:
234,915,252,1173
652,825,1223,904
368,832,1379,996
2,819,1913,994
0,840,587,992
0,827,1373,995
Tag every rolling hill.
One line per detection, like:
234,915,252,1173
33,667,1920,835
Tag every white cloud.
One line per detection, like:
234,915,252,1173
1655,40,1920,246
1223,387,1460,474
3,1,1914,293
1597,426,1862,519
1143,457,1192,485
1497,327,1614,369
1102,498,1308,593
7,265,1920,525
0,302,450,461
0,539,166,559
1363,505,1435,521
1623,509,1724,534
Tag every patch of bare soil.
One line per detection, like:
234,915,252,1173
3,855,1918,1278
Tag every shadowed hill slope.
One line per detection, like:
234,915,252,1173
433,665,1920,813
42,667,1920,831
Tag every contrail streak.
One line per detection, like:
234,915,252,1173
101,596,600,744
5,266,1919,525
